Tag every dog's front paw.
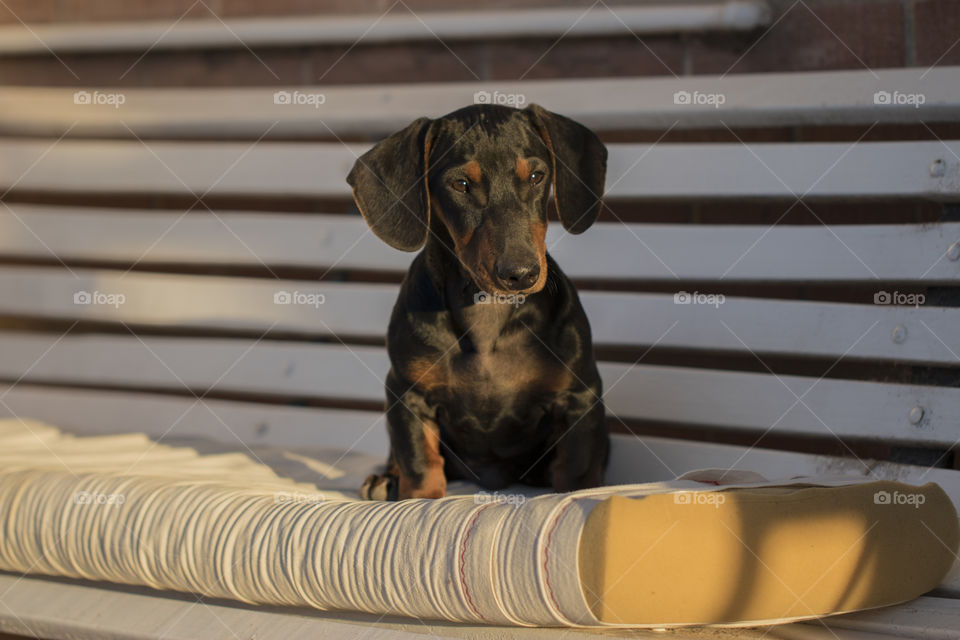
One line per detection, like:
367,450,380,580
359,473,399,500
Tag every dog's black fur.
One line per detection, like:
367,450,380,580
348,104,609,500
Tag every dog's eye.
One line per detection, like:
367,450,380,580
529,171,545,185
451,179,469,193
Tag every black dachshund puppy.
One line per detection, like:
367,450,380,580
348,104,609,500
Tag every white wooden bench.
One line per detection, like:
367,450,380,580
0,58,959,637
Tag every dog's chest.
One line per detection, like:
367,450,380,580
452,345,569,398
404,332,572,405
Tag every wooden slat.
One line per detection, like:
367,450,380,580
805,597,960,640
3,268,960,365
5,572,923,640
0,2,770,55
585,294,960,366
0,138,361,198
607,141,960,200
1,334,958,447
0,384,390,457
0,333,391,402
4,205,959,283
552,222,960,284
0,207,414,272
2,67,958,138
602,362,960,447
0,553,954,640
0,267,397,337
0,573,475,640
2,139,959,200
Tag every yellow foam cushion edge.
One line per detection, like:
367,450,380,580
578,480,959,627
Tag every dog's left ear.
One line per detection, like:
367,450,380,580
347,117,435,252
525,104,607,234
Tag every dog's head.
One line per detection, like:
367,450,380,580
347,104,607,295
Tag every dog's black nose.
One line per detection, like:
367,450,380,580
495,261,540,290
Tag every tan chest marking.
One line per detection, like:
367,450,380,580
404,347,573,396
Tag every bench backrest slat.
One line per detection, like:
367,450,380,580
0,2,771,56
3,206,958,283
4,267,959,366
2,67,958,137
2,139,959,200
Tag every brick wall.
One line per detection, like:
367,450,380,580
0,0,956,86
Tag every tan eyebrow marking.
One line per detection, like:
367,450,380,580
516,157,531,180
464,161,482,183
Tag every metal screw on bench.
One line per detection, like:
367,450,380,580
891,324,907,344
929,159,946,178
908,406,924,425
948,241,960,261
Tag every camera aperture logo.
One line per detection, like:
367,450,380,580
273,90,326,108
474,291,526,306
874,290,924,307
74,491,125,506
73,290,125,308
274,491,326,505
473,90,527,107
873,91,925,108
674,492,726,508
673,90,726,108
674,290,725,308
474,490,526,508
73,90,126,108
874,490,925,509
274,290,325,308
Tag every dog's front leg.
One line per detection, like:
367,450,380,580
551,383,608,492
360,369,447,501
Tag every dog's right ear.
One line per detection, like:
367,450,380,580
347,117,435,252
